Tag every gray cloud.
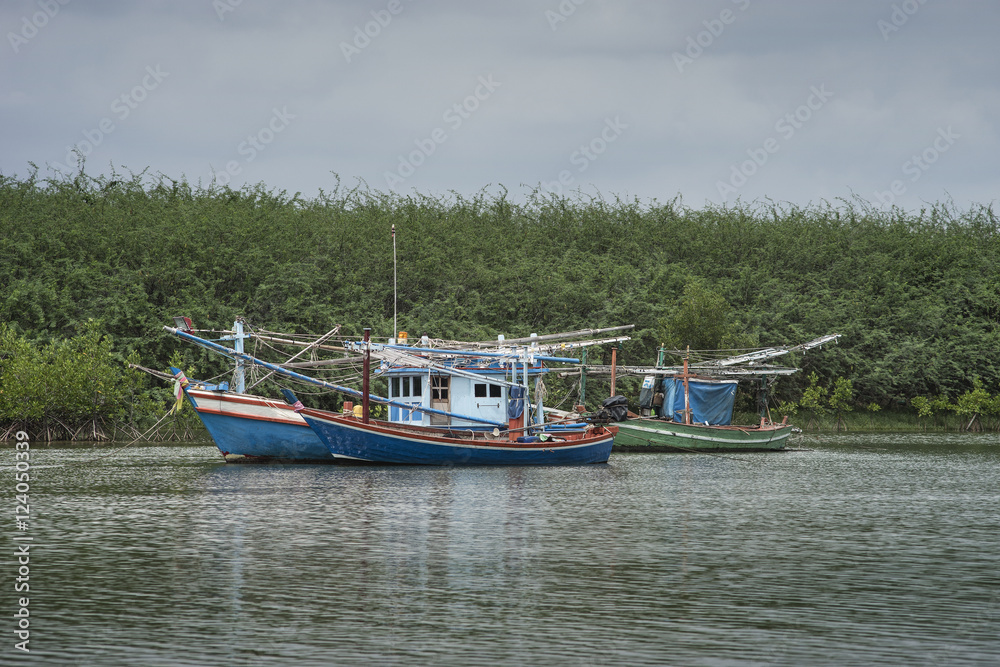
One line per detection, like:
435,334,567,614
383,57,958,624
2,0,996,210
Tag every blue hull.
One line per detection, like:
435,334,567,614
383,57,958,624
196,410,332,460
185,389,333,461
302,410,614,466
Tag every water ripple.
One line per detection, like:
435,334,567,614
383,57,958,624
4,435,998,665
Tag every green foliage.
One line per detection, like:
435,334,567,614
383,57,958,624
953,377,989,415
658,278,759,357
775,400,798,418
1,166,1000,433
829,376,853,431
953,377,990,431
154,349,204,434
864,400,882,428
0,320,160,439
829,377,854,414
798,372,828,430
910,396,932,419
929,394,953,414
984,394,1000,431
800,372,828,414
658,279,729,351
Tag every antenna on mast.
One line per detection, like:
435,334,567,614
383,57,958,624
392,224,397,342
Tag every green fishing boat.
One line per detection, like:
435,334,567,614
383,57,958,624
594,334,840,453
613,414,794,452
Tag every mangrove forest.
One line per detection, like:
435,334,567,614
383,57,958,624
1,165,998,439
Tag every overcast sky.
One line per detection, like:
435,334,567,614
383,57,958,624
2,0,997,211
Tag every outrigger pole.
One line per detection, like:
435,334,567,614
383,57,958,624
368,344,582,365
468,325,635,347
163,326,504,427
392,224,397,342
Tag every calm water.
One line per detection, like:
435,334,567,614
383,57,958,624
3,433,999,666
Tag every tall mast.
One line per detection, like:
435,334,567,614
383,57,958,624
392,224,397,341
683,346,691,425
220,318,249,393
610,346,617,397
362,327,371,424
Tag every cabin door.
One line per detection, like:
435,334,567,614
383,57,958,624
430,376,450,425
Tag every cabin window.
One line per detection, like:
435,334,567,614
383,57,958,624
431,376,449,400
391,377,423,398
475,382,503,398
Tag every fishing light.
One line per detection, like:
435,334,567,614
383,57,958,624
172,316,193,331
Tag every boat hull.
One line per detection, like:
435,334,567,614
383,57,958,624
185,389,334,462
301,408,615,465
613,418,793,452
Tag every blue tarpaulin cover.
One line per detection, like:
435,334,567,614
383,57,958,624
507,386,525,419
661,378,738,425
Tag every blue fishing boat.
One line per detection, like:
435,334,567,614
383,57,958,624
298,331,616,464
166,319,338,462
180,384,333,462
164,323,628,466
299,407,615,465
